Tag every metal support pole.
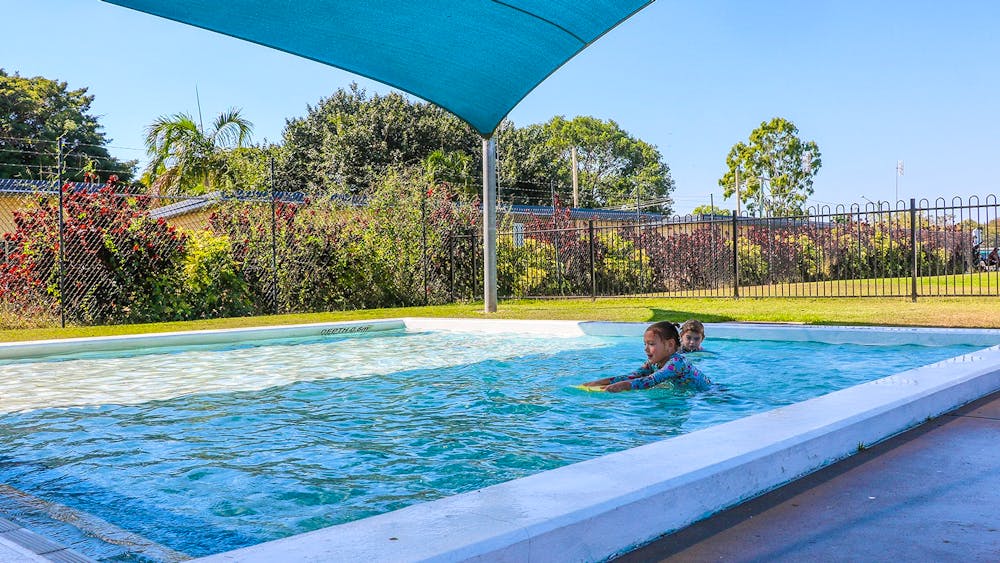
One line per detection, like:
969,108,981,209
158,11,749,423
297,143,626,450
732,210,740,300
57,138,65,328
482,137,498,312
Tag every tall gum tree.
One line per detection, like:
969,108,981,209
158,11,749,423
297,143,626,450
719,117,821,217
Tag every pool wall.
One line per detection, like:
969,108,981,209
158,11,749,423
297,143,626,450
4,319,1000,562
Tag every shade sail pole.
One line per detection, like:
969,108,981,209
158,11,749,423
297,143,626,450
482,137,498,312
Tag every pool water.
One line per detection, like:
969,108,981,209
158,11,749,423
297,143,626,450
0,330,984,561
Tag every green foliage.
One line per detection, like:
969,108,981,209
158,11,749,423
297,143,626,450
359,167,480,305
207,199,275,313
213,144,286,193
595,230,653,293
144,108,254,194
207,164,482,312
178,229,253,319
735,236,768,285
275,200,373,312
423,149,474,197
0,69,135,182
544,116,675,213
499,237,555,297
719,117,821,216
495,121,563,204
691,204,730,216
281,83,480,194
278,85,674,212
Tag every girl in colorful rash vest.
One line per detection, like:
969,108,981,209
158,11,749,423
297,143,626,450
581,321,710,392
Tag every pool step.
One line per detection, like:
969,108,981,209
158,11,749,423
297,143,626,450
0,516,92,562
0,485,188,562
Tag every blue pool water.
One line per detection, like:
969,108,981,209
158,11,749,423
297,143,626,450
0,330,985,561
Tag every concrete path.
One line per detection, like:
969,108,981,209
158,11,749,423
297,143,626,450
617,390,1000,562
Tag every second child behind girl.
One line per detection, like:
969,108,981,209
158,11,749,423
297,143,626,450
679,319,706,353
581,321,710,392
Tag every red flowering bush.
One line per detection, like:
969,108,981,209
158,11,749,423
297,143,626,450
0,182,188,324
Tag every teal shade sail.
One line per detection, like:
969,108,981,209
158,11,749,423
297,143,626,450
102,0,652,135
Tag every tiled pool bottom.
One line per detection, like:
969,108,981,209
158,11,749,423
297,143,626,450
3,319,1000,562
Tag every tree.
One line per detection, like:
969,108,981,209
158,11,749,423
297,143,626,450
280,83,481,194
423,149,474,196
279,85,674,211
691,204,729,216
719,117,821,217
144,108,254,194
494,121,563,205
0,69,135,182
544,116,675,213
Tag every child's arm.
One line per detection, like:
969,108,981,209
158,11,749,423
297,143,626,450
603,362,656,392
581,363,652,390
620,356,696,390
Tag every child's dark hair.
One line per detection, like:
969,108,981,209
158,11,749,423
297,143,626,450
645,321,680,345
679,319,705,336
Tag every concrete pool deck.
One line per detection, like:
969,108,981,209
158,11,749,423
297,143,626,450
617,388,1000,562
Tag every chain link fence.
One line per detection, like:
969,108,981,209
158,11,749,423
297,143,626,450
0,176,997,330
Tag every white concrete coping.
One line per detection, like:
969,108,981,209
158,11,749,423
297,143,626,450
0,319,405,360
580,320,1000,347
185,321,1000,563
402,317,587,337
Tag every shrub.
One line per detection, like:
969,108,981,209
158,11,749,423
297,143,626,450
0,183,187,324
178,229,254,319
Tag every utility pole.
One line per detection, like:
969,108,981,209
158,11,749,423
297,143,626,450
635,179,641,226
895,160,904,203
571,147,579,207
734,165,741,216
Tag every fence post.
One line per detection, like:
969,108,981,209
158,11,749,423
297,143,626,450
57,138,65,328
270,157,278,314
589,220,596,301
448,232,455,302
422,188,429,305
470,227,477,301
910,197,918,302
732,210,740,300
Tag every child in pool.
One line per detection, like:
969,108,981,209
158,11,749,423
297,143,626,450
679,319,706,353
581,321,710,392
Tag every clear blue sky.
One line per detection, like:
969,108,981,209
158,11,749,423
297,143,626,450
4,1,999,214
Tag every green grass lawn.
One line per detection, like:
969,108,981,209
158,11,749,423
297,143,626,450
2,295,997,343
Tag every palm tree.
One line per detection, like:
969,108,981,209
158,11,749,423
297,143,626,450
144,108,253,194
423,149,473,195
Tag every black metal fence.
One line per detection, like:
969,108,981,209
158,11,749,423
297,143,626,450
0,179,997,330
483,196,1000,300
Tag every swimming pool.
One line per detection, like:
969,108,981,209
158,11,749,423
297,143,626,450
2,319,1000,562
